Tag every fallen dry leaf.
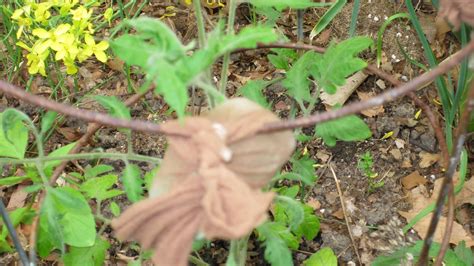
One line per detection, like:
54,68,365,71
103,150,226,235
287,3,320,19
399,176,474,246
321,71,368,107
7,185,28,210
455,177,474,207
306,198,321,210
332,208,344,220
56,127,82,142
357,91,385,117
401,171,427,190
418,151,440,168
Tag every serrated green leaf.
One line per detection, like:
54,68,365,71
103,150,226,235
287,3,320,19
268,48,298,70
63,237,110,266
39,186,97,257
0,176,30,186
282,51,317,105
291,154,317,184
294,205,320,240
310,0,347,39
239,80,269,108
315,115,371,146
257,222,296,266
144,166,159,191
304,247,337,266
44,142,77,176
0,112,28,159
275,196,305,231
152,61,188,118
41,111,57,135
273,172,314,185
454,241,473,266
122,164,143,202
84,164,114,179
109,201,121,217
81,174,123,201
110,35,156,68
311,37,372,94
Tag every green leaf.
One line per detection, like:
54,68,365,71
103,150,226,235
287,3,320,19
38,192,64,257
152,61,189,118
126,17,186,56
275,196,304,231
276,185,300,198
454,241,474,266
311,37,372,94
268,48,298,70
239,80,269,108
0,207,33,252
39,187,96,254
109,202,121,217
121,164,143,202
310,0,347,39
315,115,371,146
41,111,57,135
282,51,317,105
144,166,159,191
0,176,30,186
84,164,114,179
294,205,320,240
81,174,123,201
273,172,314,186
44,142,77,176
0,112,28,159
257,222,296,266
94,96,131,120
372,241,463,266
110,35,156,68
63,237,110,266
291,154,317,184
248,0,332,10
304,247,337,266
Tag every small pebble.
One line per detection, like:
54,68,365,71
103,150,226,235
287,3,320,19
374,16,380,22
368,14,372,18
401,75,408,82
396,32,402,37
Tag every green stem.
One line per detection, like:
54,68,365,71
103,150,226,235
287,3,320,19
219,0,238,94
227,235,249,266
0,152,161,166
193,0,207,48
189,255,209,266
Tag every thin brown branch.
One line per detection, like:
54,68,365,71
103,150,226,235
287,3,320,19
258,39,474,133
435,183,455,266
329,164,362,265
417,79,474,265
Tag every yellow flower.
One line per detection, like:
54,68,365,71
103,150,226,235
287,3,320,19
34,3,52,23
71,6,92,21
11,6,33,38
32,24,79,62
160,6,176,19
79,34,109,62
104,7,113,25
63,57,78,74
16,41,49,76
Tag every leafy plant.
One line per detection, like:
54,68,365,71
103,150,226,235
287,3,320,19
357,151,384,193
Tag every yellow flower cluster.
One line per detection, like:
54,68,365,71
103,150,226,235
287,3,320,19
11,0,111,76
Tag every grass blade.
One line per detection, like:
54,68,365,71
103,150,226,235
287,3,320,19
309,0,347,40
376,13,410,67
348,0,360,37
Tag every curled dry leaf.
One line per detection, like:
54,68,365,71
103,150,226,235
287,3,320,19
357,90,384,117
112,98,295,266
439,0,474,29
418,151,440,168
320,71,368,107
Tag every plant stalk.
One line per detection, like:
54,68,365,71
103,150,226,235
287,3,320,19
219,0,237,94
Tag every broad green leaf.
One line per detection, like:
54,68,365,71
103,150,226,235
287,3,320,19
294,205,320,240
304,247,337,266
239,80,269,108
94,96,131,120
315,115,371,146
257,222,296,266
311,37,373,94
43,187,96,248
38,193,64,257
152,61,188,118
282,51,318,105
291,154,317,184
248,0,332,10
0,176,30,186
310,0,347,39
110,35,156,68
268,48,298,70
274,196,304,231
122,164,143,202
44,142,77,176
0,112,28,159
273,172,314,185
63,237,110,266
372,241,463,266
81,174,124,201
454,241,474,266
84,164,114,179
109,201,121,217
41,111,57,135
